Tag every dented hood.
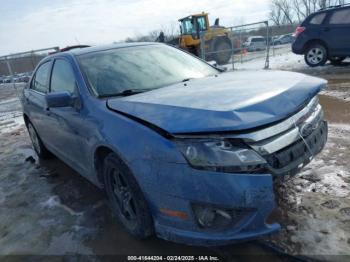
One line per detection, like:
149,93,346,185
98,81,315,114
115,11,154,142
107,70,326,134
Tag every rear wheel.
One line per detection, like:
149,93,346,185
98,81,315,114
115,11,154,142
329,56,346,65
213,38,232,65
304,43,328,67
103,153,153,239
27,122,51,159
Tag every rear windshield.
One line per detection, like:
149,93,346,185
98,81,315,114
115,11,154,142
78,45,218,97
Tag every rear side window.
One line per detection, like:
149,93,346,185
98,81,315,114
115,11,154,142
50,59,76,93
309,13,326,25
31,62,51,93
329,9,350,25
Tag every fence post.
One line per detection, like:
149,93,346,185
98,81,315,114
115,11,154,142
239,29,243,64
271,27,275,57
200,32,205,60
264,20,270,69
5,57,13,77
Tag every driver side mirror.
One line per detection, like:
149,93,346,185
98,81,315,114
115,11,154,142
46,91,75,108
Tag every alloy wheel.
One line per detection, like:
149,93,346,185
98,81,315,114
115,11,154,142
306,47,325,65
110,168,138,228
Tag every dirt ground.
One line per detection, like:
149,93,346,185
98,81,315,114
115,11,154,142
0,61,349,261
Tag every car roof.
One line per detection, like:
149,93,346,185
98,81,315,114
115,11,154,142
69,42,158,56
49,42,160,59
319,4,350,12
309,5,350,17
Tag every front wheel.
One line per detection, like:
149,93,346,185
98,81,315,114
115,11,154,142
304,44,328,67
103,153,154,239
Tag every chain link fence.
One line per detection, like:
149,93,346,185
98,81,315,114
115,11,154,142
0,47,59,84
199,21,271,70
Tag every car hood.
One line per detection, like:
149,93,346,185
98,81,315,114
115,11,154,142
107,70,326,134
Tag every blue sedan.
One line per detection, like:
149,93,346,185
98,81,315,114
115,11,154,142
22,43,327,246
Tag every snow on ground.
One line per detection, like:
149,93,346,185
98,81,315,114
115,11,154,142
231,46,306,71
229,45,350,73
270,123,350,261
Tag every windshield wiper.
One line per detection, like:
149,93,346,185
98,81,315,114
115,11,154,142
98,89,151,98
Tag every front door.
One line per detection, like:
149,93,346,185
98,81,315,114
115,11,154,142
46,58,88,173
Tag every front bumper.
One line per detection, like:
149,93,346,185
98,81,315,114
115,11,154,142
152,165,280,246
150,122,327,246
292,36,307,54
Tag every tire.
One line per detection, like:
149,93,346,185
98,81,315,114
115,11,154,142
304,43,328,67
213,38,232,65
103,153,154,239
329,56,346,65
27,122,51,159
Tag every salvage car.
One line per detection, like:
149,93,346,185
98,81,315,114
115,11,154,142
243,36,266,52
22,43,328,246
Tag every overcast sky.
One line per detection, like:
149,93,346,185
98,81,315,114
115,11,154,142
0,0,270,55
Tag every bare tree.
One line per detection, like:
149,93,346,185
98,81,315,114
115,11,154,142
270,0,295,25
270,0,347,26
270,3,284,26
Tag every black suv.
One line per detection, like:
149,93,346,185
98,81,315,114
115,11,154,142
292,4,350,67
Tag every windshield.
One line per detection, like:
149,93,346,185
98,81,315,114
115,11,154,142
78,44,218,97
181,16,207,35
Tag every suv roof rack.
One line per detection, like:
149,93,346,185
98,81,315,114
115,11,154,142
319,3,350,11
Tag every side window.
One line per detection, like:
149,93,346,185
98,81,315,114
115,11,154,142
31,62,51,93
50,59,76,93
309,13,326,25
196,16,207,31
329,9,350,25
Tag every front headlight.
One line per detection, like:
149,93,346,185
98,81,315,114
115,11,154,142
174,139,267,173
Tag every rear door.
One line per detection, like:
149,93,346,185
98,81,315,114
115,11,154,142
324,8,350,55
23,61,52,144
46,58,89,173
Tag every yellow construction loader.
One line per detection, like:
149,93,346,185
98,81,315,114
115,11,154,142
178,12,233,65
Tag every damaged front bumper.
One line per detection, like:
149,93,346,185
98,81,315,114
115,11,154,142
151,98,328,246
154,165,280,246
